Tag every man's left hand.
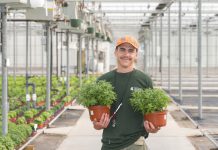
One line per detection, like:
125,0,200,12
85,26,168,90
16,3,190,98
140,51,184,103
144,121,160,133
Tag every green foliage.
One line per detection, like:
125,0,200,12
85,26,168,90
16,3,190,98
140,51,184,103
41,111,51,121
0,136,14,150
24,110,34,119
16,117,27,125
34,116,44,124
78,80,117,107
62,96,72,103
8,111,17,119
130,88,170,114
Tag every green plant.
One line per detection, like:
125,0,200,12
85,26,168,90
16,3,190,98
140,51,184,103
24,110,34,119
41,111,51,121
78,80,117,107
130,88,170,114
8,111,17,119
0,136,14,150
62,96,72,103
34,117,44,124
16,117,27,125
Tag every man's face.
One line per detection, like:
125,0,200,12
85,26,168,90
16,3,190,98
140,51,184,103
114,43,138,69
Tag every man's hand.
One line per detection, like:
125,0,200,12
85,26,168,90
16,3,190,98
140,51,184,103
144,121,160,133
93,113,110,130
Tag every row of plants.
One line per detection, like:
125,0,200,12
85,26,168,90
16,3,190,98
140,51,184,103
0,75,98,149
0,122,32,150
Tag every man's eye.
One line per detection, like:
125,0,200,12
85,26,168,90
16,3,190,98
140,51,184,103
128,49,134,53
119,48,126,52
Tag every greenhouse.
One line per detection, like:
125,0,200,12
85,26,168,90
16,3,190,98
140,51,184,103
0,0,218,149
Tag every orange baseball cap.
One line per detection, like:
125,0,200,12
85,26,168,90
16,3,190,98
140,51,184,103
116,35,139,49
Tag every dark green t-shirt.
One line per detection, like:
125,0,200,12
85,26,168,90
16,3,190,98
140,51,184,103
97,69,153,150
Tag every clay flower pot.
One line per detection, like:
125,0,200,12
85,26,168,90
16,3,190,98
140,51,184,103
38,123,44,129
9,117,17,123
144,111,167,127
88,106,110,122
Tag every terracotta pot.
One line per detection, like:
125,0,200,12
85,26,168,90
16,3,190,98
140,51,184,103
9,117,17,123
26,118,34,124
38,123,44,129
88,106,110,122
144,111,167,127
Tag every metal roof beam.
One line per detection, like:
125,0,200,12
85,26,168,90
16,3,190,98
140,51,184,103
93,10,218,14
66,0,218,2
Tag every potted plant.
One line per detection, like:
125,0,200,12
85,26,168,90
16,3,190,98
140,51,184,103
24,110,34,124
78,80,117,122
34,116,44,129
8,111,17,123
16,117,27,125
130,88,170,127
70,19,82,28
87,27,95,34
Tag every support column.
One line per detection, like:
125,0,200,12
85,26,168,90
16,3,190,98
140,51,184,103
1,4,8,136
26,21,30,109
56,32,59,77
13,13,16,80
197,0,203,119
168,7,171,94
85,37,90,78
78,34,82,87
178,0,183,102
46,22,51,111
206,21,209,76
92,38,95,74
144,40,147,73
96,40,99,73
155,21,157,78
160,14,163,86
66,30,70,96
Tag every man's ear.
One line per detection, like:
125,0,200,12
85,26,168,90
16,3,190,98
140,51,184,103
114,48,118,56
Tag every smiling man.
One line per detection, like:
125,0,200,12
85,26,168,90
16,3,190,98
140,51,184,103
94,36,160,150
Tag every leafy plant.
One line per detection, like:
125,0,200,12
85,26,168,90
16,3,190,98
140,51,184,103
8,111,17,119
130,88,170,114
24,110,34,119
16,117,27,125
34,116,44,124
0,136,14,150
78,80,117,107
62,96,72,103
41,111,51,121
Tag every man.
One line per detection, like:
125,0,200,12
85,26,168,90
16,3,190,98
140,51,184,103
93,35,160,150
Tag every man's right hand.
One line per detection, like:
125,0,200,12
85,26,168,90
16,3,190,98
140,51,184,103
93,113,110,130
